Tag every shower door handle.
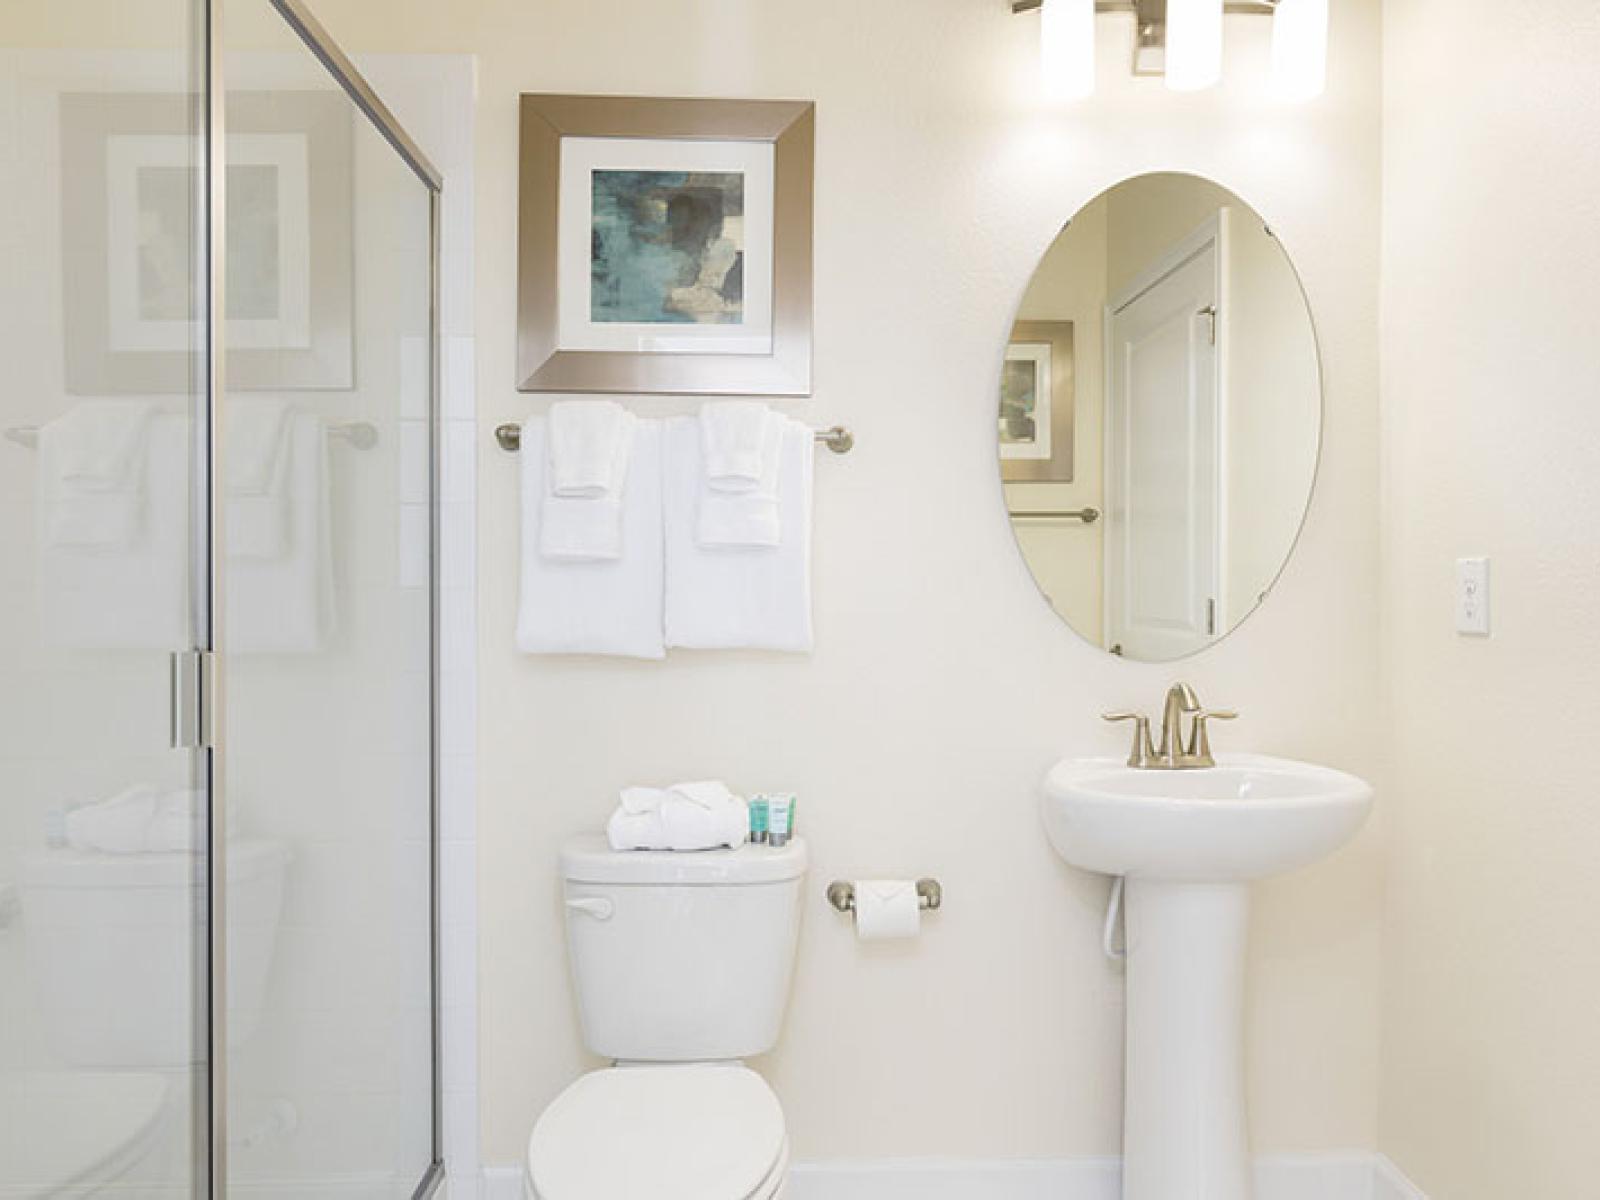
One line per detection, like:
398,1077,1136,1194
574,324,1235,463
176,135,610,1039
170,650,216,750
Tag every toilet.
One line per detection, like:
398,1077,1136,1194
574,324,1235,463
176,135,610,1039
525,834,808,1200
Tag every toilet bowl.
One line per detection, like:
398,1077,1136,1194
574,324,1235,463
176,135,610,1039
523,836,807,1200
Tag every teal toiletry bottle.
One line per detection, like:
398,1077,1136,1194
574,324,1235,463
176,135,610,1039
749,796,769,844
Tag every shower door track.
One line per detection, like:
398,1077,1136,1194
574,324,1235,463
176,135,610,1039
198,1,445,1196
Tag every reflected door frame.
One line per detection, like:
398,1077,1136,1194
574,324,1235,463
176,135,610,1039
1103,213,1229,660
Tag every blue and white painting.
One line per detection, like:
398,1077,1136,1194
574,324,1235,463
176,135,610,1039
590,170,745,325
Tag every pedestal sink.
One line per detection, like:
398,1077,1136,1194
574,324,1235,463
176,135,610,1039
1042,754,1373,1200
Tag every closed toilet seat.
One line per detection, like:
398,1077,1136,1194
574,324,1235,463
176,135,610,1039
526,1064,788,1200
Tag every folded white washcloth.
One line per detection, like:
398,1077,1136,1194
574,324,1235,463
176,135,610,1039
547,400,632,497
541,406,638,561
38,402,155,548
606,793,750,852
699,401,772,492
697,412,782,548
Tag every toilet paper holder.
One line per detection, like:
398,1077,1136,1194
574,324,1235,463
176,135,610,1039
827,878,942,914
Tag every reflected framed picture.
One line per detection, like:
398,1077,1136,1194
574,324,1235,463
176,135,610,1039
61,91,352,394
518,94,813,395
1000,320,1074,482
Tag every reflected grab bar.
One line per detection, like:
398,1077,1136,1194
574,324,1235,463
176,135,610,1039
1009,507,1100,524
4,421,380,450
492,421,854,455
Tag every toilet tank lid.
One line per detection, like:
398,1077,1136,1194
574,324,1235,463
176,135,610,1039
561,836,807,885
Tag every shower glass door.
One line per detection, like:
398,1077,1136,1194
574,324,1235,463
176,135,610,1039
1,0,439,1195
0,4,210,1196
220,1,440,1196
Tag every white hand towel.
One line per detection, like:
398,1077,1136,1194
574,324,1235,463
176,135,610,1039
664,416,814,652
226,413,336,654
517,417,666,659
38,402,154,548
39,413,189,649
699,401,771,492
541,406,637,561
226,399,294,560
547,400,631,497
696,412,782,548
226,398,294,495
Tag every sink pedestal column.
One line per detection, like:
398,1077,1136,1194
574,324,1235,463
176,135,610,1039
1122,879,1252,1200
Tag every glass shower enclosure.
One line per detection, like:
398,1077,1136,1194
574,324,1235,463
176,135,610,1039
1,1,442,1195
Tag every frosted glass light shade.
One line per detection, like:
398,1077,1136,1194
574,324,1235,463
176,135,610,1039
1041,0,1096,101
1271,0,1329,101
1166,0,1223,91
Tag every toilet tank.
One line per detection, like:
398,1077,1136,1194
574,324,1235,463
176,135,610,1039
560,836,808,1062
19,840,288,1067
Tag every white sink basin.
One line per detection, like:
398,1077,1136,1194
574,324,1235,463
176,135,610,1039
1040,751,1373,1200
1042,753,1373,882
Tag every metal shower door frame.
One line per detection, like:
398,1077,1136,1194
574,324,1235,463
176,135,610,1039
198,1,445,1195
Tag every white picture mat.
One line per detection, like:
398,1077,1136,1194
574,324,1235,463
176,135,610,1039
105,131,311,353
1001,342,1053,460
556,136,774,355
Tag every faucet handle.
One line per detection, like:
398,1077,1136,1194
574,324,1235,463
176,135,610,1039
1102,711,1157,768
1186,709,1238,763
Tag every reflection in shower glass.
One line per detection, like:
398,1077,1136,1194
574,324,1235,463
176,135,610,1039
1,7,208,1197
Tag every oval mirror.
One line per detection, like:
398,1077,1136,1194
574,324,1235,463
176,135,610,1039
999,173,1321,662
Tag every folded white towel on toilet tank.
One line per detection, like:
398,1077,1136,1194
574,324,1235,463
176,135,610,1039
607,780,749,851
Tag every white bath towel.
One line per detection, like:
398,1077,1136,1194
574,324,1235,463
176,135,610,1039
38,413,189,649
517,417,666,659
226,398,294,560
664,415,814,652
696,410,782,548
38,401,154,548
607,790,750,852
699,401,771,492
226,412,336,653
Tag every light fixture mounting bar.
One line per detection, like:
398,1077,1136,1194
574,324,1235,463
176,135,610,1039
1011,0,1278,14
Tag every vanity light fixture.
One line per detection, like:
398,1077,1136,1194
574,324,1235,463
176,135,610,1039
1015,0,1328,100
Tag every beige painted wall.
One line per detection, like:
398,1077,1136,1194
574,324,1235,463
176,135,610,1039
1379,0,1600,1195
297,0,1387,1166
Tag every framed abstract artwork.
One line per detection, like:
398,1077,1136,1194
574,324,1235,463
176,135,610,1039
1000,320,1075,483
61,91,353,394
517,94,814,396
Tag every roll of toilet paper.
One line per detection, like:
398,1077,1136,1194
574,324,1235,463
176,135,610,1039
853,880,921,941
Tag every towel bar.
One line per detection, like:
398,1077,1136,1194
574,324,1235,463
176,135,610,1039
826,878,943,914
3,421,380,450
494,421,853,455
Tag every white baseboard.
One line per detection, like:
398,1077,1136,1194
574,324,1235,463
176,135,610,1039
480,1153,1426,1200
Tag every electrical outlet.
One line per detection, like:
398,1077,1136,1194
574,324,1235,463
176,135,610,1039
1456,557,1491,636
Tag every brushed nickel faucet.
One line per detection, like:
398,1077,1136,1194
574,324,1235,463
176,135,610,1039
1103,683,1236,769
